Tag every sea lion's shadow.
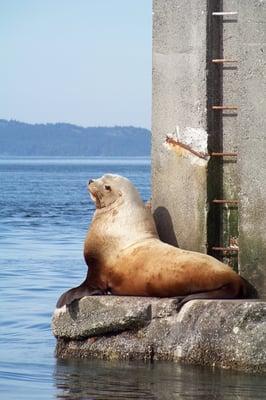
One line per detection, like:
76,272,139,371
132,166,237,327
153,206,179,247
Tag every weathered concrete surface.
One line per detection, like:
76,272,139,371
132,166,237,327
52,297,152,339
152,0,208,252
52,297,266,374
152,0,266,296
238,1,266,298
175,299,266,374
218,0,239,269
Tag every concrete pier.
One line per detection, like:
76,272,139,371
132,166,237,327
53,296,266,374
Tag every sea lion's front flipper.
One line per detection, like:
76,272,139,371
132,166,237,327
56,284,106,308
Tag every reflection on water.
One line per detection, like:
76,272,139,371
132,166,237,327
55,359,266,400
0,157,265,400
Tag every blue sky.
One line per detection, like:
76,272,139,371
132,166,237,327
0,1,152,128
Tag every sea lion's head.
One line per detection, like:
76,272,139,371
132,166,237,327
88,174,143,210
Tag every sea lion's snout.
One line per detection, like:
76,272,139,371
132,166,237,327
87,179,97,200
88,179,95,192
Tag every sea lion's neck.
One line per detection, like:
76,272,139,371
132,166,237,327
89,199,159,252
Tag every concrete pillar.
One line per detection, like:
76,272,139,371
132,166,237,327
220,0,239,269
152,0,266,299
238,1,266,298
152,0,209,252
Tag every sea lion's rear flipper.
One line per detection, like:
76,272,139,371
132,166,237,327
56,284,105,308
175,280,245,312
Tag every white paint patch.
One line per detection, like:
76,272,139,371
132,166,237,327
165,126,209,167
164,141,208,167
53,305,67,316
174,126,208,154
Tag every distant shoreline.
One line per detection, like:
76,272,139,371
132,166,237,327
0,120,151,157
0,155,151,159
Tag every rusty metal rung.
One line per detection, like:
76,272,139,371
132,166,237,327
212,11,238,16
212,59,238,63
165,136,208,160
212,246,239,252
212,105,238,110
212,199,238,204
210,152,237,157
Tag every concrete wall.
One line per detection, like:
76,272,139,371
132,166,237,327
152,0,266,296
152,0,208,252
238,1,266,298
220,0,239,269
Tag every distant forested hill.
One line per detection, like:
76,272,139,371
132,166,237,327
0,120,151,156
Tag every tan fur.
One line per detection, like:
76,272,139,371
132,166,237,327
56,174,245,308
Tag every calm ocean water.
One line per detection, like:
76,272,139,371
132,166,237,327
0,157,265,400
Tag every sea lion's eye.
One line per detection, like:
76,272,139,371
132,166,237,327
104,185,111,191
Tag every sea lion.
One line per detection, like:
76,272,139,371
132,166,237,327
56,174,246,309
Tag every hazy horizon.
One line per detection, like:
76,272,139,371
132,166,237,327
0,117,149,130
1,1,152,129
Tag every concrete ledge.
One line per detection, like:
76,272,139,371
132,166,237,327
52,297,266,374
